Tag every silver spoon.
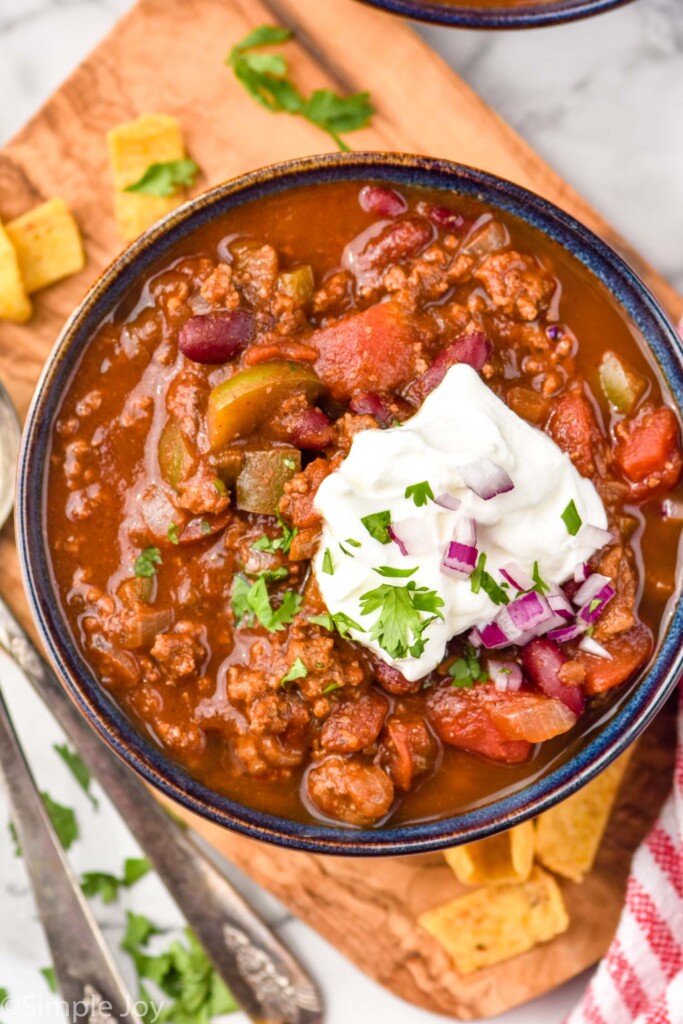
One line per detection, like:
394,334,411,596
0,379,323,1024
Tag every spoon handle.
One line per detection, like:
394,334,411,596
0,685,142,1023
0,594,323,1024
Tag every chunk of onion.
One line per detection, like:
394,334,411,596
388,518,431,557
578,636,613,660
434,492,461,512
489,694,578,742
500,561,535,592
488,660,523,692
458,459,514,501
442,541,478,579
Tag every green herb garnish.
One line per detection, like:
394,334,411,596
449,646,488,689
227,25,374,152
359,581,444,659
0,987,9,1008
322,682,341,695
561,499,582,536
42,793,79,851
480,570,509,606
40,967,57,993
125,159,199,197
54,743,98,808
281,657,308,686
361,510,392,544
322,548,334,575
345,538,361,548
588,597,602,613
81,857,151,905
404,481,434,507
214,478,228,497
167,523,181,545
252,516,297,554
231,575,301,632
374,565,418,578
339,543,353,557
531,560,550,595
308,612,334,630
200,519,212,536
134,546,162,579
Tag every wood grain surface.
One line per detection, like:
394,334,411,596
0,0,677,1017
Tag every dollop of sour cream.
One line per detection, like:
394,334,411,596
313,364,608,681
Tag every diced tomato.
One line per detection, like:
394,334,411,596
577,623,653,694
547,390,601,478
614,405,683,501
379,715,437,790
426,683,531,764
309,301,420,401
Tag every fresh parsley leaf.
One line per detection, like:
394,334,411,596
252,516,297,554
120,914,237,1021
41,792,78,851
532,560,550,595
0,987,9,1008
281,657,308,685
307,612,334,630
200,519,212,536
227,26,373,151
374,565,418,578
588,597,602,613
404,481,434,507
322,548,334,575
449,647,487,688
134,547,162,579
331,611,365,638
470,552,487,595
561,499,582,536
479,570,509,606
359,581,444,659
339,542,353,557
322,682,341,694
346,538,361,548
54,743,98,808
81,856,151,904
255,566,289,584
40,967,57,993
125,159,199,197
167,523,181,545
361,510,392,544
231,574,302,631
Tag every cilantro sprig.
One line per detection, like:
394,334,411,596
307,611,364,638
449,647,488,689
361,510,392,544
81,857,151,905
359,580,444,659
227,25,374,152
470,553,509,606
231,575,301,632
134,547,162,579
562,499,582,536
54,743,98,808
125,159,199,198
281,657,308,686
252,516,297,555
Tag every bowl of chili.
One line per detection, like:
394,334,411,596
357,0,636,29
17,153,683,855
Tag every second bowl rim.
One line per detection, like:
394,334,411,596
356,0,637,29
16,151,683,855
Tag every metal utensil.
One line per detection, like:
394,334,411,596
0,379,323,1024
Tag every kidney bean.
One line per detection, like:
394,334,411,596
179,310,254,364
359,184,408,218
416,200,473,235
405,331,492,405
343,217,434,290
349,390,413,427
522,638,585,716
373,658,421,695
285,407,334,451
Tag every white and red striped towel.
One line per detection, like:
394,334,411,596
567,685,683,1024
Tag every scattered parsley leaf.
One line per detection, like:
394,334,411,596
125,159,199,197
361,510,392,544
480,570,509,607
588,597,602,613
227,25,373,151
339,542,353,557
81,856,151,905
374,565,418,578
40,967,57,993
331,611,365,638
41,792,78,851
531,560,550,595
322,682,341,694
214,478,228,497
167,523,181,545
470,552,487,595
281,657,308,685
359,581,444,659
251,516,297,554
54,743,98,808
134,547,162,579
561,499,582,536
231,574,301,631
449,647,487,688
346,538,361,548
200,519,212,536
322,548,334,575
307,612,334,630
0,987,9,1008
121,911,163,955
254,566,289,584
405,481,434,507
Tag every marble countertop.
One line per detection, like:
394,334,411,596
0,0,679,1020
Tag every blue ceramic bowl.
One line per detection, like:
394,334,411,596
358,0,636,29
17,153,683,856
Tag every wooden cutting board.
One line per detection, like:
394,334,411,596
0,0,678,1017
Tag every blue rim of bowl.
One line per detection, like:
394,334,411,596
16,152,683,856
356,0,635,28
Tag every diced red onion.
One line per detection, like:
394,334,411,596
477,622,510,649
578,524,613,550
458,459,514,501
573,562,590,584
578,636,613,660
535,613,572,636
507,591,552,632
434,492,461,512
548,591,574,621
573,573,612,608
469,628,483,648
488,659,523,692
577,584,615,625
546,622,588,642
492,608,535,646
453,516,477,547
387,524,408,556
389,518,431,558
442,541,478,579
500,561,535,592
